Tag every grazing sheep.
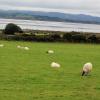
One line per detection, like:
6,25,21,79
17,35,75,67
17,45,21,48
82,62,93,76
47,50,54,54
17,45,24,49
51,62,60,68
17,45,29,50
0,44,4,47
24,47,29,50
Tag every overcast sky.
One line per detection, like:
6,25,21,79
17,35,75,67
0,0,100,16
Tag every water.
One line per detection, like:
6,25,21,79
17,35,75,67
0,18,100,33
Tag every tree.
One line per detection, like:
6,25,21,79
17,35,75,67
4,23,23,35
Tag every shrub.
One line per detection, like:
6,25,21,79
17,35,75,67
63,33,72,41
70,31,80,35
72,34,86,42
50,34,61,41
88,35,97,43
4,23,23,35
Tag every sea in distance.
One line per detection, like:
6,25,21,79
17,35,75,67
0,18,100,33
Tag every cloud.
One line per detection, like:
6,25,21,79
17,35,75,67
0,0,100,16
0,0,99,9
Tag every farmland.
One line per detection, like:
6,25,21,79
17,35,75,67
0,41,100,100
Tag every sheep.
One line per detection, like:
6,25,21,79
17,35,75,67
51,62,60,68
47,50,54,54
17,45,21,48
0,44,4,47
17,45,24,49
17,45,29,50
82,62,93,76
24,47,29,50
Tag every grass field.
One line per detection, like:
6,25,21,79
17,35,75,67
0,41,100,100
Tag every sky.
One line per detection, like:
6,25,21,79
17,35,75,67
0,0,100,16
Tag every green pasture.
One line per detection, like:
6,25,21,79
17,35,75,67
0,41,100,100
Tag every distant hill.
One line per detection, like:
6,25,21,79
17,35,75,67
0,10,100,24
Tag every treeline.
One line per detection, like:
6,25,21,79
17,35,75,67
0,23,100,43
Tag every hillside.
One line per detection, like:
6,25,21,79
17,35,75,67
0,10,100,24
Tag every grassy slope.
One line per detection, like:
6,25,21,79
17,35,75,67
0,41,100,100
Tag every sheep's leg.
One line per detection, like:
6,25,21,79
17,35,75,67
85,72,88,76
82,71,85,76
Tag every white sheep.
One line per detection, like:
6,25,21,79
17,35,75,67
82,62,93,76
17,45,21,48
17,45,29,50
24,47,29,50
51,62,60,68
47,50,54,54
0,44,4,47
17,45,24,49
